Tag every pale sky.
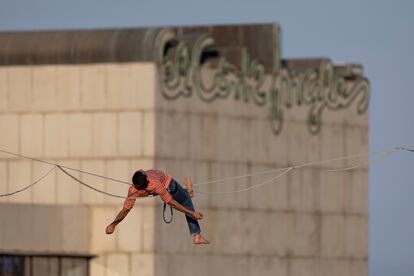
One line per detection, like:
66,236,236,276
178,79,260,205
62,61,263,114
0,0,413,275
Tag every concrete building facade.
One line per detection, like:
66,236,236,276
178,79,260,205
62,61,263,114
0,24,369,276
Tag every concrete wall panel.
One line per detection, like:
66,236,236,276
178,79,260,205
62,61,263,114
345,215,368,258
60,206,90,253
350,260,368,276
117,205,143,252
348,171,368,214
345,126,369,166
166,254,209,276
44,113,68,158
143,111,156,157
7,66,32,111
8,160,31,203
56,66,81,111
319,171,345,212
92,112,117,157
32,162,56,204
106,253,130,276
292,213,320,257
32,66,56,111
0,67,7,111
80,65,106,110
0,114,19,159
90,207,117,254
209,163,237,209
80,160,106,204
0,161,8,203
118,112,143,157
320,259,350,276
131,253,155,276
248,164,288,210
89,256,106,276
141,206,156,252
20,114,44,157
232,163,251,209
249,256,288,276
105,159,131,205
68,113,93,157
0,203,90,254
130,63,156,110
288,258,320,276
320,125,346,169
106,64,134,110
321,214,345,257
208,255,250,276
56,160,81,204
288,169,319,212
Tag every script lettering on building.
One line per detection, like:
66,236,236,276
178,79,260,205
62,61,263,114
155,30,369,135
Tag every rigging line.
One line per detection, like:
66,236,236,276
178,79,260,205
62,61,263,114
398,146,414,153
192,147,395,186
56,166,151,200
193,167,294,195
292,147,394,170
192,167,288,187
0,165,56,197
1,145,407,199
0,148,132,186
326,148,397,172
0,146,401,189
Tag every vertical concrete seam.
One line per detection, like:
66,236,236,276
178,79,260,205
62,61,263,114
79,66,84,110
3,67,8,111
91,113,96,157
115,112,120,157
53,157,57,204
52,66,57,113
140,110,145,157
64,114,69,158
5,160,9,200
30,159,34,203
104,64,108,110
29,65,33,113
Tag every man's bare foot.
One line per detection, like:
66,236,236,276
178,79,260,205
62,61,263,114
193,234,210,245
184,177,195,198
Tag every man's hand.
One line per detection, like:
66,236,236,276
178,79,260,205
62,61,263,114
168,199,204,220
191,211,204,220
105,207,130,235
105,224,116,234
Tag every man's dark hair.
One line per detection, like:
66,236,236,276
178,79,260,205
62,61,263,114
132,170,148,190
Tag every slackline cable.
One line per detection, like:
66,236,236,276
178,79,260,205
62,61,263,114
192,147,394,186
0,148,131,185
0,145,413,198
0,166,56,197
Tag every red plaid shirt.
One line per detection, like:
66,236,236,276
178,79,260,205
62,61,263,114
123,169,173,210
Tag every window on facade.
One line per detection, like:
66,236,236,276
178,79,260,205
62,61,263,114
0,255,90,276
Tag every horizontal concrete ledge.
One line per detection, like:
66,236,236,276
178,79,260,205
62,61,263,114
0,28,159,65
0,109,369,130
0,251,94,259
0,23,279,67
155,205,369,217
154,252,368,261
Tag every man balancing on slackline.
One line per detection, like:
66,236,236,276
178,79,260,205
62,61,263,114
105,169,210,245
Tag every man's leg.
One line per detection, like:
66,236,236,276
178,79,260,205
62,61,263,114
170,179,209,244
184,177,194,198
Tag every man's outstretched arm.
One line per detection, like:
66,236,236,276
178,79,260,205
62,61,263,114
168,199,203,220
105,207,131,234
